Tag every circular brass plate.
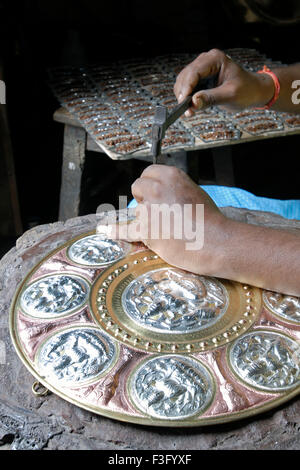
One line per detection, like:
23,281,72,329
9,231,300,427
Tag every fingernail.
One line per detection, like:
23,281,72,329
178,93,183,102
185,109,192,117
195,96,203,109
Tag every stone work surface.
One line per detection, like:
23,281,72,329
0,209,300,450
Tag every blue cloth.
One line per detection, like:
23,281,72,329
128,185,300,220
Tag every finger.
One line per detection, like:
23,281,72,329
174,49,226,102
174,68,199,102
191,82,236,110
184,108,195,118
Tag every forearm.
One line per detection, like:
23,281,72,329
207,218,300,296
123,165,300,297
256,63,300,113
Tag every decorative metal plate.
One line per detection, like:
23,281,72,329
10,231,300,427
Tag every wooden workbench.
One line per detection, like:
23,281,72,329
54,106,300,223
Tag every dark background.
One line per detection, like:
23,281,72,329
1,0,300,255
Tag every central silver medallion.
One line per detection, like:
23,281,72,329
122,268,228,333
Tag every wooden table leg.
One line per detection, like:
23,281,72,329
58,124,87,221
0,63,23,236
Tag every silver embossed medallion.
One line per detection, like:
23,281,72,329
20,274,89,318
68,235,124,266
263,290,300,324
122,268,228,333
129,355,215,419
36,327,117,386
229,330,300,392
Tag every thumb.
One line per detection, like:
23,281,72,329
192,82,235,110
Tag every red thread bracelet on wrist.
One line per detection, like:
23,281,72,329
255,65,280,110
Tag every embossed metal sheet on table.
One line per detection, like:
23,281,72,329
10,231,300,427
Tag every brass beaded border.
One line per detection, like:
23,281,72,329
92,252,261,354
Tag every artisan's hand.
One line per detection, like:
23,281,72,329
106,165,228,276
174,48,274,115
101,163,300,296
